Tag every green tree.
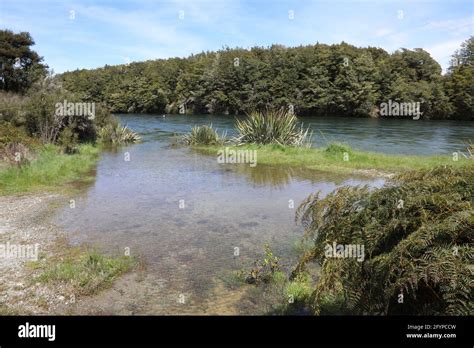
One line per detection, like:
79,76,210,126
0,30,47,93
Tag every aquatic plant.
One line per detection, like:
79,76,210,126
293,166,473,315
98,124,141,145
234,109,311,147
179,124,226,146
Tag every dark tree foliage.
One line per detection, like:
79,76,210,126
60,39,473,119
444,37,474,120
0,30,48,93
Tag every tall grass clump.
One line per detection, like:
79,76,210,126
293,166,473,315
179,124,226,146
98,124,141,145
235,109,311,147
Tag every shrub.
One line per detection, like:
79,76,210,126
245,244,282,285
0,122,38,166
0,122,38,148
324,142,353,155
0,91,29,126
57,126,79,154
179,124,226,146
234,109,312,147
20,75,116,144
0,142,32,167
98,124,141,145
293,166,474,315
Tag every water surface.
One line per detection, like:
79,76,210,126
54,114,471,314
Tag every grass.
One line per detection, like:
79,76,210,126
0,143,100,195
235,109,311,147
98,124,141,144
195,142,473,175
179,124,227,146
31,247,138,296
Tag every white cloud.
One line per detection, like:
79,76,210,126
426,39,466,72
423,16,474,36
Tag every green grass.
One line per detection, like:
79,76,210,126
32,248,137,296
0,143,100,195
195,143,473,175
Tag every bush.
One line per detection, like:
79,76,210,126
245,244,282,285
57,126,79,154
0,122,38,166
0,92,29,126
0,122,38,148
293,166,474,315
25,77,97,144
179,124,226,146
324,142,353,155
234,109,312,147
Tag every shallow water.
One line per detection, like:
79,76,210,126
53,114,470,314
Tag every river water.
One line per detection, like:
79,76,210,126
53,114,471,314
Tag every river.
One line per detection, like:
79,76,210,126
53,114,471,314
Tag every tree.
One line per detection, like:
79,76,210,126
0,30,47,93
59,38,472,120
444,37,474,120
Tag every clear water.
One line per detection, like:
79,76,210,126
53,114,471,314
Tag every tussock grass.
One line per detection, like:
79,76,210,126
179,124,227,146
98,124,141,145
0,144,100,195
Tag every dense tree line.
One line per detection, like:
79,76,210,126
0,29,472,120
58,38,473,120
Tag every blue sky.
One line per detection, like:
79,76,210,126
0,0,472,73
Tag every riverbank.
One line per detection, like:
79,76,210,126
0,193,138,314
0,144,139,314
0,144,101,195
194,143,473,177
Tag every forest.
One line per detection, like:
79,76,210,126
56,37,474,120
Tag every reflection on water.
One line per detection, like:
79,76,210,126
54,113,471,314
224,162,366,188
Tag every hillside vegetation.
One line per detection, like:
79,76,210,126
59,38,474,120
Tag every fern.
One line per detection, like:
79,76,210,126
293,166,473,315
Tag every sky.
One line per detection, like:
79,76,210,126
0,0,473,74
